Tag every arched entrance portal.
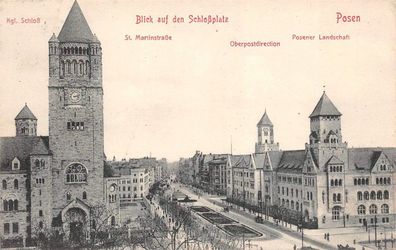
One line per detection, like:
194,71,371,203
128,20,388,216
65,207,87,243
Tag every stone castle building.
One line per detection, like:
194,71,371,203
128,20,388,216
226,92,396,229
0,1,116,247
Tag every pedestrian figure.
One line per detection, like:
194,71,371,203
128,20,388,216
327,233,330,241
324,233,327,239
293,244,297,250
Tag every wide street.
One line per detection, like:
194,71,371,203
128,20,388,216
170,182,385,250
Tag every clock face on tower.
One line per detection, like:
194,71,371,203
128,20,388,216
70,91,81,103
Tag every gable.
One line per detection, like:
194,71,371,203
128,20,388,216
371,152,393,173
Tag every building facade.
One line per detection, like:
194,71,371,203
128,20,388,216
226,92,396,229
0,2,118,247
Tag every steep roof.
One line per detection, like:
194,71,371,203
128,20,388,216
58,1,95,43
229,155,252,169
15,104,37,120
276,150,306,173
0,136,50,171
348,148,396,171
267,151,283,170
257,111,273,126
309,92,342,118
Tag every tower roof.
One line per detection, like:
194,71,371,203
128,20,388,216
309,92,342,118
58,1,95,43
257,111,273,126
15,104,37,120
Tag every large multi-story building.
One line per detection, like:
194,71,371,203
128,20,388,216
226,92,396,229
0,2,119,247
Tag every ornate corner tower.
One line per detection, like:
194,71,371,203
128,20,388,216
255,110,279,153
48,0,104,224
15,104,37,136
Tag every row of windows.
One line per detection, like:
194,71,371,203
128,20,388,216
279,198,302,211
330,179,342,187
109,194,117,203
120,193,143,199
3,223,18,235
36,178,45,184
278,176,302,184
332,193,342,202
67,121,85,131
3,200,18,211
278,186,302,198
58,46,100,56
66,163,87,183
121,186,144,192
375,177,391,185
66,191,87,201
354,178,369,186
34,159,46,168
20,127,35,134
357,204,389,215
2,179,19,190
305,178,315,186
60,60,90,77
379,164,388,171
357,190,389,201
329,165,343,173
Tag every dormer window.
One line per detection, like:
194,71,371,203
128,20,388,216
12,157,20,170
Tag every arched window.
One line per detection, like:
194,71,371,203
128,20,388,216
296,202,299,211
380,178,383,185
73,60,77,74
67,60,71,73
35,159,40,168
3,200,8,211
14,200,18,210
83,48,86,55
381,204,389,214
377,191,383,200
79,62,83,75
286,200,289,208
357,191,362,201
358,179,361,185
79,47,82,54
366,178,369,185
61,61,65,77
369,204,377,214
370,191,376,200
333,193,336,202
8,200,14,211
82,191,87,200
332,206,341,220
387,177,391,185
354,179,357,185
364,191,369,200
66,163,87,183
67,47,70,54
357,205,366,215
41,159,45,167
14,179,18,189
384,190,389,199
291,201,294,209
66,192,71,201
2,180,6,189
376,178,379,185
75,47,78,54
111,216,116,226
339,179,342,186
337,193,341,202
331,180,334,186
86,60,90,75
71,47,74,54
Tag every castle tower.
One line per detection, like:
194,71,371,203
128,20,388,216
309,91,343,146
307,91,348,228
255,110,279,153
15,104,37,136
48,0,104,236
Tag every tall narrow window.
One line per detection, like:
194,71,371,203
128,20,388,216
83,191,87,200
2,180,7,189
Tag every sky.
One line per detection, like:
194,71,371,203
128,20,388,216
0,0,395,162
